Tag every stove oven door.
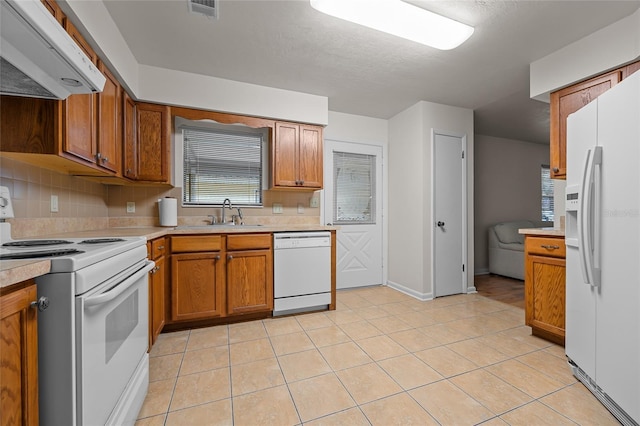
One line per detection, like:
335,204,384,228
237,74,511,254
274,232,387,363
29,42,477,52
75,259,154,425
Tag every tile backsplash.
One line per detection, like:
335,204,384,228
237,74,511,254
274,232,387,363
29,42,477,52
0,157,321,238
0,157,109,238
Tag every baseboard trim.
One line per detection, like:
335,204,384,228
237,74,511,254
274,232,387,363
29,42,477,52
386,280,433,301
475,267,489,275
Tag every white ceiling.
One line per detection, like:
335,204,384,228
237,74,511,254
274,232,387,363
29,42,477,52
102,0,640,144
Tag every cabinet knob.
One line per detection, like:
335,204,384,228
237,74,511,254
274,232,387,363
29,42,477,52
214,255,221,261
31,296,50,312
227,254,233,260
553,167,559,173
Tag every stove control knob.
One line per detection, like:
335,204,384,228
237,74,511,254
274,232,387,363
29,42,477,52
0,196,7,207
31,297,50,312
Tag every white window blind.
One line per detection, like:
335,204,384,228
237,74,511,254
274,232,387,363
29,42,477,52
333,151,376,224
541,165,554,222
183,127,263,206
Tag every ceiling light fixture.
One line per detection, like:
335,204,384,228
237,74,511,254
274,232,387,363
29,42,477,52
309,0,474,50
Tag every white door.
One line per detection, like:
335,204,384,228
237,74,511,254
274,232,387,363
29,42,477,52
432,131,467,297
324,140,383,289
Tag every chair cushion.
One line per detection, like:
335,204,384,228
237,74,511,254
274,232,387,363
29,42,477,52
494,221,533,245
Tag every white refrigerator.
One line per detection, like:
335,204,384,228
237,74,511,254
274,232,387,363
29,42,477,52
565,70,640,426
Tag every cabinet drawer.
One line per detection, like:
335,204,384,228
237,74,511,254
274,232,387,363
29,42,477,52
525,236,565,258
226,234,272,251
150,237,166,260
171,236,222,253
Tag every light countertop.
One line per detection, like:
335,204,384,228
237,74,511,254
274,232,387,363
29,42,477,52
518,227,565,237
1,259,51,289
1,225,338,290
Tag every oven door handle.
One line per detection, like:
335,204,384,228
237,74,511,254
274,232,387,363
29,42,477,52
84,260,154,307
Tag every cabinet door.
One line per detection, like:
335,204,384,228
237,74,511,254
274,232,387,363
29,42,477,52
525,254,566,343
0,284,39,426
96,61,121,174
273,122,299,187
41,0,64,24
622,60,640,80
171,253,224,321
149,255,166,346
62,19,97,165
549,70,620,179
136,103,170,182
122,91,138,179
298,125,323,188
226,249,273,315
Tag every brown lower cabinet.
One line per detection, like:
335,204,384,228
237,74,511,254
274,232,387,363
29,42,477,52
171,252,225,321
0,281,39,426
167,234,273,325
524,235,566,345
147,237,167,348
226,234,273,316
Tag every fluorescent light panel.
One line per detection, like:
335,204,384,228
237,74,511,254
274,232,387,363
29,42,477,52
310,0,474,50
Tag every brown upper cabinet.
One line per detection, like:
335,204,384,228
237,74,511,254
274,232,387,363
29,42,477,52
123,98,171,183
61,19,100,169
0,18,125,178
549,59,639,180
96,61,122,175
41,0,64,24
273,122,323,189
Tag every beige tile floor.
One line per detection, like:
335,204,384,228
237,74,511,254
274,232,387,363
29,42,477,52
135,286,621,425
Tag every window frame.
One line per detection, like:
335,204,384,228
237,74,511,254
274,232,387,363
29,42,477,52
180,121,269,208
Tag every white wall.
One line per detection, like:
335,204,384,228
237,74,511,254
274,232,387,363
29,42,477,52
530,8,640,101
62,0,328,126
388,101,474,300
473,135,550,274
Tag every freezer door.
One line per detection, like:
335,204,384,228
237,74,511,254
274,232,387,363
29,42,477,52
594,72,640,423
565,98,598,379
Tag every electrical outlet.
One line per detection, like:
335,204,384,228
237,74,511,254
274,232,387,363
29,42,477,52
126,202,136,213
272,203,283,214
50,195,59,213
309,195,319,208
297,203,304,214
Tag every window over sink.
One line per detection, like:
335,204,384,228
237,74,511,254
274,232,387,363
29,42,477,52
179,120,269,207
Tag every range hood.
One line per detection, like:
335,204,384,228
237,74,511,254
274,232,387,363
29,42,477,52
0,0,106,99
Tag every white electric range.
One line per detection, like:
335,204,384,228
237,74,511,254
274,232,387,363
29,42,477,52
0,187,153,426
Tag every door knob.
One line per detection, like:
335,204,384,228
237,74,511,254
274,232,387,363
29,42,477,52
437,221,445,227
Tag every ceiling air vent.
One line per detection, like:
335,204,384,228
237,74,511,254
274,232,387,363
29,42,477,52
188,0,219,19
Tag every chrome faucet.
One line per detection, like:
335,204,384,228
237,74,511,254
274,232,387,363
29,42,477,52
221,198,233,224
236,208,243,225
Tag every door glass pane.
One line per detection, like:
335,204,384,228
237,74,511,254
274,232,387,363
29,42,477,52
333,151,376,224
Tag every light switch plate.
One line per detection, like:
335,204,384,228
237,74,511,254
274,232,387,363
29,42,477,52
272,203,283,214
126,202,136,213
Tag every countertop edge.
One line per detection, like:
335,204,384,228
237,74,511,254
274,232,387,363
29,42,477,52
0,260,51,289
1,225,339,289
518,227,565,237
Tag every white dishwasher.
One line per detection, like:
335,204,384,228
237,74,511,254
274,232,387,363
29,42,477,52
273,231,332,316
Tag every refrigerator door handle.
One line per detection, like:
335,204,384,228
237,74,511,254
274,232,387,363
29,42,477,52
578,149,594,285
591,146,602,286
579,146,603,287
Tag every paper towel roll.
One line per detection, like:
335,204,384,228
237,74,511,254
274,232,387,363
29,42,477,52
158,197,177,227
